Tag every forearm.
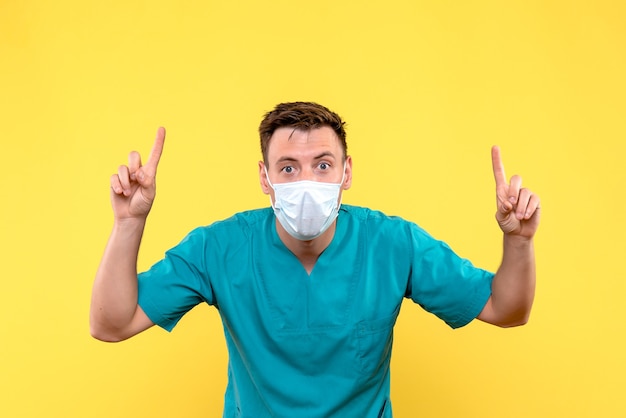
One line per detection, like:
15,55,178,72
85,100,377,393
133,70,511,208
90,218,146,339
490,235,536,327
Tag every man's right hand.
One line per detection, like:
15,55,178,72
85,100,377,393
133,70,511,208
90,127,165,342
110,127,166,220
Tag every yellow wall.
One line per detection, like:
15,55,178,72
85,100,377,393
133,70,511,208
1,1,625,417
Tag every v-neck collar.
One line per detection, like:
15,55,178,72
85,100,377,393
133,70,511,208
269,207,347,277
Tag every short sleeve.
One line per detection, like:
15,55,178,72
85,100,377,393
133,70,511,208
138,227,214,332
405,223,494,329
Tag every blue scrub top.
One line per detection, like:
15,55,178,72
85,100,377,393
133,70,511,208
138,205,493,417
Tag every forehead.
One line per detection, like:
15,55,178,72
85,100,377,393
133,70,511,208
266,126,342,161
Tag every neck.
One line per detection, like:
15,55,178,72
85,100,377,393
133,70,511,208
276,221,336,274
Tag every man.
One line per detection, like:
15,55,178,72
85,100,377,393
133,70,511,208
90,102,540,417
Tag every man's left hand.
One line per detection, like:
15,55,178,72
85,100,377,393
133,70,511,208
491,146,541,239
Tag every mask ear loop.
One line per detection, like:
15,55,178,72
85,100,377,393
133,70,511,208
336,162,347,209
339,162,347,187
263,165,278,210
264,165,275,190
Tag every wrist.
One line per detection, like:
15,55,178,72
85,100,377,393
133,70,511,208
503,233,533,249
113,216,147,232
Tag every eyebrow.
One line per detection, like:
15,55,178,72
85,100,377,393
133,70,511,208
275,152,337,165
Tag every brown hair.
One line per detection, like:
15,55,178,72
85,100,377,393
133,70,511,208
259,102,347,164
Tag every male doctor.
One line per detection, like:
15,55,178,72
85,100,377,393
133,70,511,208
91,102,540,417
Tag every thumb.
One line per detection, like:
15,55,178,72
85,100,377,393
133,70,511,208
135,166,155,189
496,196,513,220
496,209,518,234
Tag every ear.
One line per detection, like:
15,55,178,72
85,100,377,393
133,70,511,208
258,161,271,195
342,155,353,190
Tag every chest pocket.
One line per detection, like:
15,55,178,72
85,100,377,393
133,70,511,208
355,306,400,376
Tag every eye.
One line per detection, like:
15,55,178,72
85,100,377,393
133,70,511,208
318,162,330,170
281,166,294,174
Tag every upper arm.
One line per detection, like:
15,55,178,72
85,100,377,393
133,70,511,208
406,225,494,329
91,305,155,343
123,305,155,339
476,295,529,328
476,295,499,326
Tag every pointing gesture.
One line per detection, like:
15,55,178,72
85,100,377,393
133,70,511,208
110,127,166,220
492,146,541,239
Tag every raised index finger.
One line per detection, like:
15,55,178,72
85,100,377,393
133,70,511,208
491,145,507,187
144,127,166,174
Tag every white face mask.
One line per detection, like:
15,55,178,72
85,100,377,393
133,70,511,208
265,166,345,241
